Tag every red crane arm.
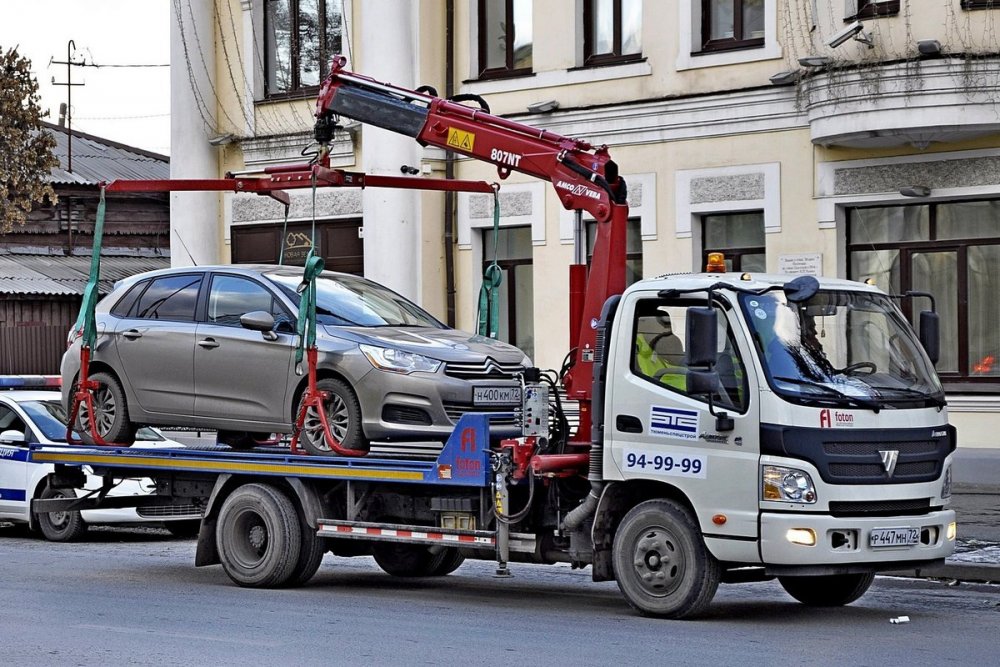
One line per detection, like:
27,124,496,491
314,57,629,440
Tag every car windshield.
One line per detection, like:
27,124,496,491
740,289,945,409
266,271,443,328
20,400,164,443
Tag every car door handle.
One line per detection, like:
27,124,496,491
122,329,142,340
616,414,643,433
198,338,220,349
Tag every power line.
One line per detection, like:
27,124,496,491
77,62,169,68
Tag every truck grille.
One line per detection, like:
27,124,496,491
828,498,934,518
443,359,524,380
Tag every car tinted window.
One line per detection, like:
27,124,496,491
208,275,277,326
134,274,202,321
110,281,146,318
266,271,443,327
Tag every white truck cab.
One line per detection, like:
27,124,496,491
600,271,955,581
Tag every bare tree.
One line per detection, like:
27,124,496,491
1,46,58,233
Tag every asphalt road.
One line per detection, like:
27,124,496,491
0,526,997,666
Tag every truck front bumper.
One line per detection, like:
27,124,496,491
760,509,956,568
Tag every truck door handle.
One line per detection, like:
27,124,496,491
198,338,220,349
616,415,643,433
122,329,142,340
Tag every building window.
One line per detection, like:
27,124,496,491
701,0,765,52
265,0,343,97
852,1,900,20
586,218,643,286
848,201,1000,388
702,212,765,272
478,0,532,79
483,226,534,358
961,0,998,9
584,0,642,66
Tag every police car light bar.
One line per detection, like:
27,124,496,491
0,375,62,389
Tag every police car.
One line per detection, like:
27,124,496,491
0,376,202,541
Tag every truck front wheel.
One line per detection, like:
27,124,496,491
778,572,875,606
216,483,302,587
612,499,720,619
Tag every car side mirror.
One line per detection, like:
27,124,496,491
0,430,25,445
686,307,718,367
919,310,940,365
240,311,279,341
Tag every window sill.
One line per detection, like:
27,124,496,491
461,60,651,96
676,41,782,71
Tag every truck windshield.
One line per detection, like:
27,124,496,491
739,290,945,409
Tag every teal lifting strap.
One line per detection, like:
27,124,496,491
477,187,502,339
73,186,107,349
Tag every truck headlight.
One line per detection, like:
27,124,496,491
762,465,817,503
359,344,442,374
941,464,952,499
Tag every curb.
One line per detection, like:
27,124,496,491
884,562,1000,584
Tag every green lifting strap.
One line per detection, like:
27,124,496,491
477,188,502,339
295,250,325,365
73,186,107,349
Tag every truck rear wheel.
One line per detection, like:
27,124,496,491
216,483,302,587
286,523,327,587
372,542,451,577
778,572,875,606
612,499,720,619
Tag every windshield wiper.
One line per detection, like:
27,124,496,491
866,385,947,407
773,376,882,411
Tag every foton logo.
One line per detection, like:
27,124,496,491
460,427,476,452
820,409,854,428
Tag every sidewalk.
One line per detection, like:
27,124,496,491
885,448,1000,583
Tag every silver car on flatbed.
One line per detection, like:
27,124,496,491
61,265,529,455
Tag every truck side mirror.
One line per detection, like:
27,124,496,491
686,307,717,367
919,310,940,365
687,370,719,396
240,311,279,341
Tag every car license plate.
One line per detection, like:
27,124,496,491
473,386,522,406
869,527,920,548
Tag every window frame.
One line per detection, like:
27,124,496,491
961,0,998,9
128,274,203,323
263,0,343,100
847,200,1000,389
585,217,644,286
205,273,291,329
482,226,534,357
701,211,766,272
583,0,643,67
700,0,765,53
477,0,533,80
849,0,900,20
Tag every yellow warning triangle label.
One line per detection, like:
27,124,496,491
447,128,476,152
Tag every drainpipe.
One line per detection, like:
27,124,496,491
444,0,457,327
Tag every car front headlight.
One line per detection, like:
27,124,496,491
359,344,442,374
762,465,817,503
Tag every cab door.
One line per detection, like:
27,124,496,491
605,293,761,541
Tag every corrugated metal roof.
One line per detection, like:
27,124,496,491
41,122,169,186
0,254,169,296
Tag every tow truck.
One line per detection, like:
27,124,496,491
31,59,957,618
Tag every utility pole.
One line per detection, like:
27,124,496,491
51,40,86,173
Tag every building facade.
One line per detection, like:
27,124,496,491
170,1,1000,447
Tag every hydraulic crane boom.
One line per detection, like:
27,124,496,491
314,56,629,443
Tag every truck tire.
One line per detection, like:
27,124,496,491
778,572,876,606
37,484,88,542
612,499,720,619
216,483,302,588
372,542,449,577
286,524,327,587
299,379,368,456
77,372,137,445
428,548,465,576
